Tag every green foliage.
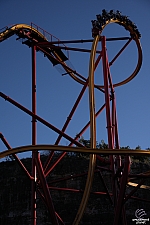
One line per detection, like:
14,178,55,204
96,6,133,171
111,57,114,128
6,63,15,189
78,137,109,158
79,137,108,149
132,145,149,162
79,136,91,148
120,145,130,149
78,137,150,163
96,140,108,149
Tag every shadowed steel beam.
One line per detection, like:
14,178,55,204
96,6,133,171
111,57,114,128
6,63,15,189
106,40,127,225
31,45,37,225
101,36,117,208
35,153,59,225
129,195,150,203
98,170,113,205
113,156,129,225
124,179,146,203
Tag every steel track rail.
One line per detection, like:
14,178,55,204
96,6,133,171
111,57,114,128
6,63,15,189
0,145,150,159
73,35,99,225
0,23,142,89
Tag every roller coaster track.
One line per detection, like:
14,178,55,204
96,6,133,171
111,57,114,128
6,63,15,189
0,23,70,65
0,23,91,86
0,10,147,225
0,145,150,159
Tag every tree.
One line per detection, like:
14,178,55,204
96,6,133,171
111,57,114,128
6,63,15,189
78,137,109,158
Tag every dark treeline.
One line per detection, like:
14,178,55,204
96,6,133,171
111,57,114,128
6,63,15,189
79,137,150,162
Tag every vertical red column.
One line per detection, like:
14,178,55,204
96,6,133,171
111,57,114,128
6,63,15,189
101,36,117,206
31,45,37,225
101,36,113,149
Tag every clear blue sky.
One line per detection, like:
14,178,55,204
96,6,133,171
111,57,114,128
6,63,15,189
0,0,150,159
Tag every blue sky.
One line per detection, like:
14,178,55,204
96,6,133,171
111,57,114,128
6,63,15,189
0,0,150,159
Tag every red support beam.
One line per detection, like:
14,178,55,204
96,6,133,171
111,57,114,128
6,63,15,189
43,103,109,179
55,78,89,145
43,78,89,172
0,133,33,180
101,36,117,207
98,170,113,205
101,36,113,149
37,187,65,225
113,156,129,225
35,153,59,225
39,44,101,53
31,45,37,225
0,92,84,148
36,45,105,93
109,38,132,66
102,37,128,224
123,178,146,204
36,36,130,46
43,55,102,173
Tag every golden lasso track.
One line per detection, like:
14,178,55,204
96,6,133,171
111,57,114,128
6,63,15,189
0,24,73,79
0,24,88,87
0,24,45,41
0,145,150,159
78,15,142,88
0,145,150,205
97,17,142,88
73,14,143,223
0,145,149,172
73,35,99,225
95,35,142,88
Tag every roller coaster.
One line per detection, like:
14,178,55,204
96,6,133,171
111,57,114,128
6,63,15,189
0,9,150,225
